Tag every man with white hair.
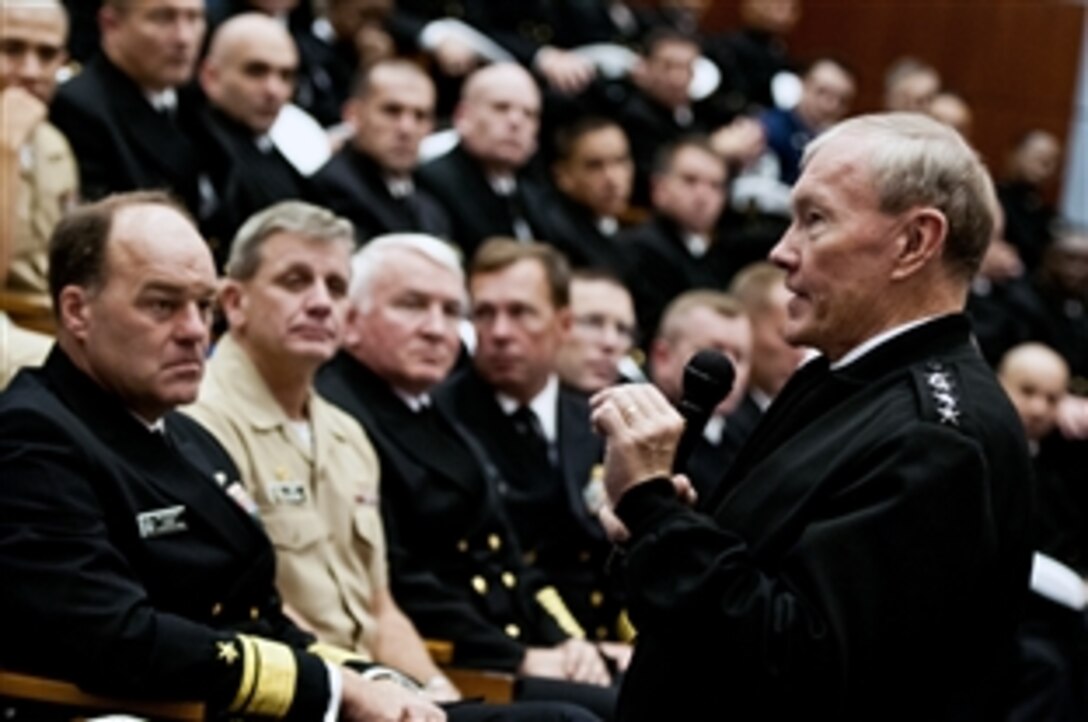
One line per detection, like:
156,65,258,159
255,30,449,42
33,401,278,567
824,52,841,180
316,233,615,719
592,113,1034,720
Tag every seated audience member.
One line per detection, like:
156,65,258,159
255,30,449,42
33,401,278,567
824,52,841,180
728,262,807,424
997,130,1063,272
540,117,635,274
209,0,346,127
966,204,1030,367
0,191,448,721
620,137,737,339
758,58,855,186
882,56,941,113
648,291,754,500
1,0,77,298
417,63,552,259
704,0,801,113
440,240,630,663
310,60,451,244
998,343,1087,722
618,29,708,201
197,13,309,266
556,270,638,396
50,0,207,217
317,234,620,718
186,203,594,722
1006,224,1088,389
928,90,973,140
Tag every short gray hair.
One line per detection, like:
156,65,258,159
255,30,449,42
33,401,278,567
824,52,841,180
349,233,465,311
227,201,355,280
804,112,995,280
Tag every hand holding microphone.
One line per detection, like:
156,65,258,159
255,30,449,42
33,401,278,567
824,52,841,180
590,350,736,505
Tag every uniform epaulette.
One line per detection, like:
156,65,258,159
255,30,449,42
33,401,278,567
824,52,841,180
912,360,964,429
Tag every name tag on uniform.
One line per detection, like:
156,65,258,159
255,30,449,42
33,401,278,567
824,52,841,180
137,505,188,538
269,481,308,506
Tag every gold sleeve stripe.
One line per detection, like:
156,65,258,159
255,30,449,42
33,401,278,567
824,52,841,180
308,642,372,666
229,636,258,714
230,635,298,718
535,586,586,639
616,608,637,643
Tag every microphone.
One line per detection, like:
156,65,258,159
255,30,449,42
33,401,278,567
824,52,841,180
672,349,736,473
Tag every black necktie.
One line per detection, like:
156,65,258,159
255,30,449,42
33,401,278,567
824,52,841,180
511,406,557,467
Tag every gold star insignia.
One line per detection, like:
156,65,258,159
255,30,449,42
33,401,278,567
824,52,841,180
217,640,239,665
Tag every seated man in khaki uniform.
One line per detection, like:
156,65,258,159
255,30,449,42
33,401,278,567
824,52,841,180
187,201,598,722
1,0,78,299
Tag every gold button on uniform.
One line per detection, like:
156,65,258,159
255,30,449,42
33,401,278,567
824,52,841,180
590,591,604,608
501,571,516,589
596,626,609,640
487,534,501,551
504,623,521,638
457,539,469,553
472,576,488,595
579,550,592,563
250,607,259,620
523,550,537,565
211,602,223,617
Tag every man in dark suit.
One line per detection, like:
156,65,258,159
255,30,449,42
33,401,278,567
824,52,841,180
50,0,208,216
592,113,1035,720
310,60,451,245
0,191,448,721
317,233,618,718
197,13,308,266
620,136,737,340
417,63,552,259
538,117,634,275
441,240,631,651
647,290,755,501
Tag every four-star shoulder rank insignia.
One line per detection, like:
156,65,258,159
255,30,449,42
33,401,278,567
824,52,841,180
925,363,960,427
217,640,240,665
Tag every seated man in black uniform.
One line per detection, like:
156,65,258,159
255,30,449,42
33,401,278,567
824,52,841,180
0,191,586,722
310,59,451,244
318,233,618,718
198,13,310,264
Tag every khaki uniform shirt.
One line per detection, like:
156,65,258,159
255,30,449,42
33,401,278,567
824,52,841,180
0,312,52,389
186,335,387,658
6,122,78,295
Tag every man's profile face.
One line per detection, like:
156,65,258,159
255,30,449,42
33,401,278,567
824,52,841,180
556,278,636,394
224,232,353,367
203,27,297,134
770,134,905,361
347,248,464,394
0,3,68,103
653,145,727,235
102,0,206,91
456,69,541,171
351,67,435,175
470,258,569,401
653,307,752,415
554,126,634,219
67,204,217,421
